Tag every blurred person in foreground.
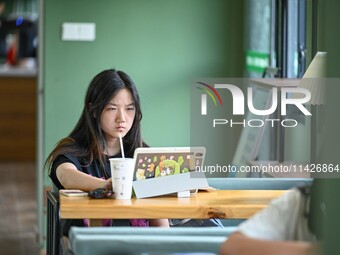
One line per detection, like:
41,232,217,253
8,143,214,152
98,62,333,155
220,181,325,255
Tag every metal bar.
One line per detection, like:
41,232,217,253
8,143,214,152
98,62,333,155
281,0,288,78
311,0,318,56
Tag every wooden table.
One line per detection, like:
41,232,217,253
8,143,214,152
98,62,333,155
60,190,286,224
47,189,286,254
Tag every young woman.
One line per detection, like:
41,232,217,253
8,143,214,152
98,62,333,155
46,69,169,235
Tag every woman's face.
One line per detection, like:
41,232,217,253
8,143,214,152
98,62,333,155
100,88,136,141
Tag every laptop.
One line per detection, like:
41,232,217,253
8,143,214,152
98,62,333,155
132,147,209,198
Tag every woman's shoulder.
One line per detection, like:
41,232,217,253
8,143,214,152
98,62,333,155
53,153,82,168
53,139,87,164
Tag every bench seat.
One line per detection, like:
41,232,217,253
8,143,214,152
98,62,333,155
68,227,237,255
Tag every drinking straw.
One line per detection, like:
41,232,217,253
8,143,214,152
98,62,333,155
119,133,125,159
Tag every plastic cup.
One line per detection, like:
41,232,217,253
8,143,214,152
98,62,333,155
109,158,135,199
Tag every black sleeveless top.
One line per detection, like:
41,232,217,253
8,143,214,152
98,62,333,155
49,153,131,236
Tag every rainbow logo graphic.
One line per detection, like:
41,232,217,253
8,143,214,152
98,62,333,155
196,82,223,115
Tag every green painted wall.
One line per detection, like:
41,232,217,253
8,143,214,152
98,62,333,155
41,0,244,247
43,0,244,172
318,0,340,254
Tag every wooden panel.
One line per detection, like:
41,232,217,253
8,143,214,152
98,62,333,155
0,77,37,161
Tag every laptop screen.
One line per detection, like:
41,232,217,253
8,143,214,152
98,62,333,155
133,147,206,181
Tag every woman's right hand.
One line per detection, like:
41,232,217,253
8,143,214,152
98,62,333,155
102,178,112,191
57,162,114,191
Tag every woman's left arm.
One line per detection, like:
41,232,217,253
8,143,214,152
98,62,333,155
149,219,169,227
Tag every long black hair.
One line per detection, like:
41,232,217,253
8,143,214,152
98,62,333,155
46,69,143,171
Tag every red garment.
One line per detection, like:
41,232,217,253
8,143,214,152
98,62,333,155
82,219,149,227
7,45,17,65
